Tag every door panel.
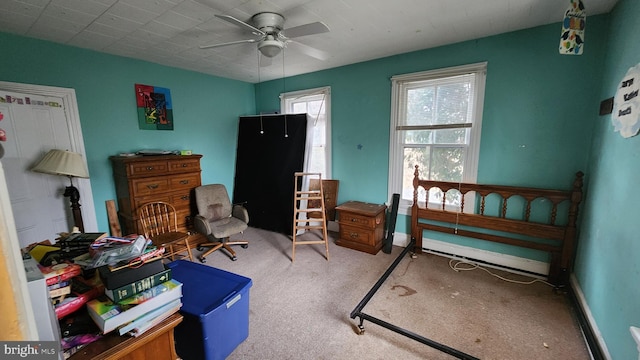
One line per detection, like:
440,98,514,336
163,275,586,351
1,91,76,247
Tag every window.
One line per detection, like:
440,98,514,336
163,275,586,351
280,86,331,178
388,63,487,214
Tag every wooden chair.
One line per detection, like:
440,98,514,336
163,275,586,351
137,201,193,262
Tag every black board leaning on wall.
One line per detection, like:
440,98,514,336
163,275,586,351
233,114,307,235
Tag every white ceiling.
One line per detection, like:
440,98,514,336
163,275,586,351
0,0,618,83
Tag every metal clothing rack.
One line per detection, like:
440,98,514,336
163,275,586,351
349,238,480,360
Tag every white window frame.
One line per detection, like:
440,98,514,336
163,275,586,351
388,62,487,215
280,86,332,179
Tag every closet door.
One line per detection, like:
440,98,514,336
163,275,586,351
233,114,307,235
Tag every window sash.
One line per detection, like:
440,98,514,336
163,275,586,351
280,86,331,179
388,62,486,215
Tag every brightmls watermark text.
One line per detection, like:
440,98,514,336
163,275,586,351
1,342,59,359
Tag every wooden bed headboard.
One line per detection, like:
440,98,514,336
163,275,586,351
411,165,584,286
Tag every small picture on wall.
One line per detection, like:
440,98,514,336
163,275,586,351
135,84,174,130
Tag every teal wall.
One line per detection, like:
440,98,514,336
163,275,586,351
1,5,636,356
575,0,640,358
256,17,609,261
0,32,255,233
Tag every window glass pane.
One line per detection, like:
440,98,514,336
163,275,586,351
435,82,470,124
406,87,434,125
403,129,434,145
307,100,324,117
292,102,306,113
431,147,464,182
433,128,468,144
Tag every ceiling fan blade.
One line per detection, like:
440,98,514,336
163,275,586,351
283,22,330,38
199,38,257,50
289,40,329,61
215,14,265,36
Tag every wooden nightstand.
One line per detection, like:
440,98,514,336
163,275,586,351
335,201,386,254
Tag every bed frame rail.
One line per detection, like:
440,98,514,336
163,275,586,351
350,238,480,360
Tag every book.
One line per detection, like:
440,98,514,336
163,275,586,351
47,279,71,290
49,284,71,298
117,298,181,336
55,277,103,320
117,278,178,306
39,262,82,286
130,304,181,337
98,258,165,290
104,268,172,303
86,279,182,334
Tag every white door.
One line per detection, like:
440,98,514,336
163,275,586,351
0,83,96,248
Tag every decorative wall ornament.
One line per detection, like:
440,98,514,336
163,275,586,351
135,84,174,130
559,0,586,55
612,63,640,138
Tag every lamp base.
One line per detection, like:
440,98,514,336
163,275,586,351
64,185,84,232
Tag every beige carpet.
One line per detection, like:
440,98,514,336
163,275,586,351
190,227,590,360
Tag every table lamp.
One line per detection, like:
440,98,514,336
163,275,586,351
32,149,89,232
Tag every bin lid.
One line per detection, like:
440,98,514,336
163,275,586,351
167,260,252,315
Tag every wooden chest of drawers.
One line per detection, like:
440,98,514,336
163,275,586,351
110,154,202,235
335,201,387,254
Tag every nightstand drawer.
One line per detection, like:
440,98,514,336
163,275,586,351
339,224,374,246
338,211,383,229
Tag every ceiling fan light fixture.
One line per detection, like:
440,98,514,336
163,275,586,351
258,38,284,57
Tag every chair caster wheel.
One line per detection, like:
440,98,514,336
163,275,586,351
231,256,237,261
199,257,206,263
241,244,248,249
197,246,204,251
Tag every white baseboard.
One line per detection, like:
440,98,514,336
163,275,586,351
392,233,550,276
570,274,612,360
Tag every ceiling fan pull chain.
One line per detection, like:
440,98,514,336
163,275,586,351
258,50,264,135
282,48,288,138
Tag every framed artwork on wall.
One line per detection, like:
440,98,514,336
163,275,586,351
135,84,173,130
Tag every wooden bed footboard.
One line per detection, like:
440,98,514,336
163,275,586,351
411,166,584,286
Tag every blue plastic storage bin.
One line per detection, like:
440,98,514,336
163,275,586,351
168,260,252,360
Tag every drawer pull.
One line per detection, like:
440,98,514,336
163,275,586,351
180,196,189,201
146,166,154,170
182,163,188,167
147,184,159,189
180,180,189,185
350,232,359,238
351,218,357,222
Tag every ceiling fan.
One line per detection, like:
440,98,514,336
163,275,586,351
200,12,330,60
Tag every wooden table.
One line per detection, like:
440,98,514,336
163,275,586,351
335,201,387,254
68,313,182,360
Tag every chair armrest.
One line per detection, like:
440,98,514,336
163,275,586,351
194,214,212,235
232,205,249,223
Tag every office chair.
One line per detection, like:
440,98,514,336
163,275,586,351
193,184,249,262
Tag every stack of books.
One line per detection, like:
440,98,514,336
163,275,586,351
86,258,183,336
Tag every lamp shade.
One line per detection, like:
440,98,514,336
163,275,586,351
32,149,89,178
